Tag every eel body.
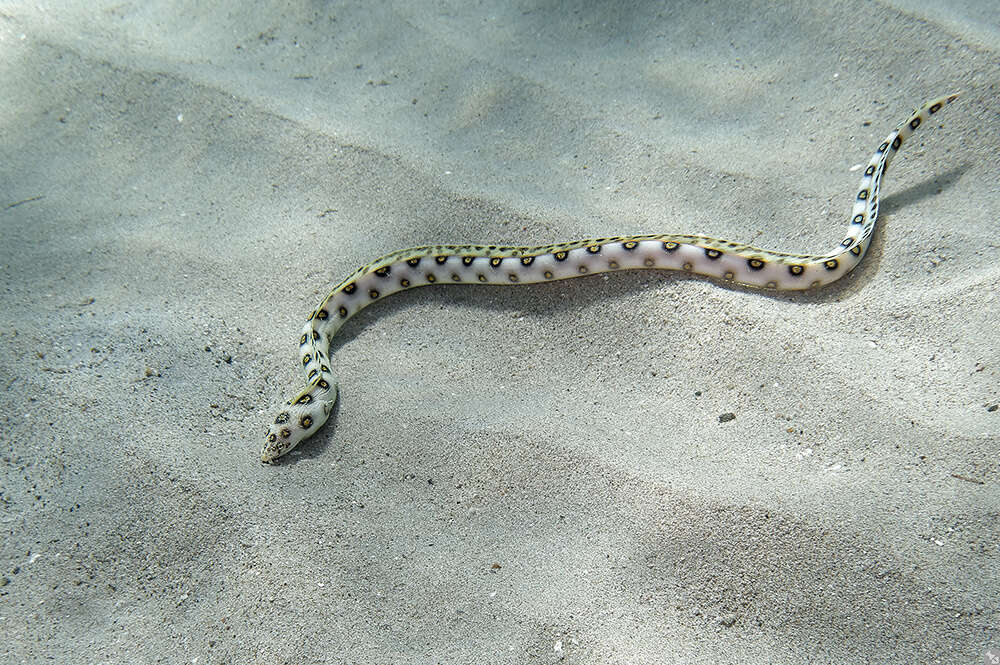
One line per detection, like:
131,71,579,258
262,94,959,463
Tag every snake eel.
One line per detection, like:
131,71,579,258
262,94,958,463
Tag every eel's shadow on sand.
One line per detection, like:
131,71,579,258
271,163,969,463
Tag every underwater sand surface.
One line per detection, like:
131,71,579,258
1,1,998,663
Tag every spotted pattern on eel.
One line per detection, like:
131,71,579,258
262,94,959,463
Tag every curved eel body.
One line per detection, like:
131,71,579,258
262,94,959,462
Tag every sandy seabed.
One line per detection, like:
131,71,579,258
1,2,998,663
